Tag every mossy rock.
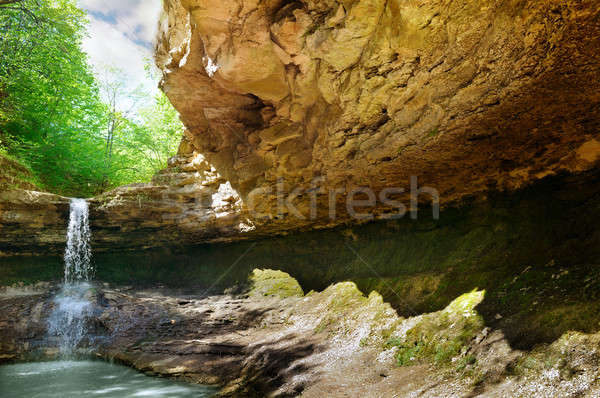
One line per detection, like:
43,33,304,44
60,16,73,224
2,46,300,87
388,290,485,367
308,282,400,343
320,281,365,310
313,282,368,334
510,331,600,378
248,269,304,298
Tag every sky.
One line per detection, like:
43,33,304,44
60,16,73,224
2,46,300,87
78,0,162,99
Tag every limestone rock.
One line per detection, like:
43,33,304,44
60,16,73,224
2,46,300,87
2,0,600,255
0,189,69,256
3,278,600,397
155,0,600,233
88,149,258,251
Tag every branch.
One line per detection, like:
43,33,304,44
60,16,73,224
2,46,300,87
1,0,44,26
0,0,26,5
0,5,41,25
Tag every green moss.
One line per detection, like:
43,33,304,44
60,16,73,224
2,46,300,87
455,354,477,372
248,269,304,298
312,282,366,335
508,331,600,379
322,282,365,311
314,316,335,334
0,256,63,285
388,291,485,367
306,282,399,343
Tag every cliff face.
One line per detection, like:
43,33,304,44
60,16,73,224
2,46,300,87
156,0,600,227
0,156,69,256
2,0,600,255
4,172,600,351
0,150,252,256
0,190,69,256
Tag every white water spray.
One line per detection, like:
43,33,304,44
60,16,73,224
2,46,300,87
64,198,93,284
48,198,95,355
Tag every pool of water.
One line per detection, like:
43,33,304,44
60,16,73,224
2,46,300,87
0,360,216,397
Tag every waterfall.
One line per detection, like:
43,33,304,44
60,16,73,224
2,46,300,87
48,198,95,356
64,198,93,284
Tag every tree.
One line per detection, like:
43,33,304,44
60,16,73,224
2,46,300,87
121,91,183,182
95,66,137,190
0,0,183,197
93,64,183,188
0,0,41,22
0,0,109,196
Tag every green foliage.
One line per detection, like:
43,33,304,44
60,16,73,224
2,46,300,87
109,91,183,186
0,0,182,197
0,152,40,190
1,0,105,196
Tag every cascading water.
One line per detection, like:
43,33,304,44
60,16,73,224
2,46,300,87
48,198,95,355
63,198,92,283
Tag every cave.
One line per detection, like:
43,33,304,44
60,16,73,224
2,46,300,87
1,0,600,397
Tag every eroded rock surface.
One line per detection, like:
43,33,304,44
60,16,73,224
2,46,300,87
88,149,257,251
2,1,600,255
156,0,600,230
0,148,254,255
0,190,70,256
2,271,600,397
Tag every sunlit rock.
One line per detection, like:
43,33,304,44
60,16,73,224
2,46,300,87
154,0,600,236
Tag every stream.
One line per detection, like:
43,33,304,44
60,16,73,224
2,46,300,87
0,360,216,397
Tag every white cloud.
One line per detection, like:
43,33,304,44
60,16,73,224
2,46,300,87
79,0,161,46
78,0,162,107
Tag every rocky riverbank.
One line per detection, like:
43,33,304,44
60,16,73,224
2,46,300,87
1,270,599,397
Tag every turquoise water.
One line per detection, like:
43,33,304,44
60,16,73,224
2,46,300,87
0,360,216,397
